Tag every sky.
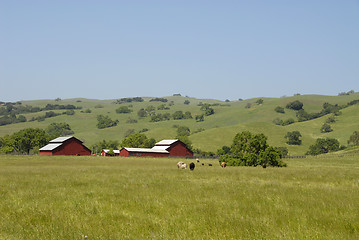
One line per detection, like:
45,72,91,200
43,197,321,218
1,0,358,102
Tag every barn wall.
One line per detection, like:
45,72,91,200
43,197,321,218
168,142,193,157
119,149,130,157
53,139,91,156
39,151,53,156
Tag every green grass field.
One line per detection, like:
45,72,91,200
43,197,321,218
1,93,359,155
0,155,358,239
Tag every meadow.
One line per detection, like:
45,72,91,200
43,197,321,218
1,93,359,155
0,155,358,239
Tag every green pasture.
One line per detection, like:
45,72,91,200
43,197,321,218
1,94,359,155
0,155,358,239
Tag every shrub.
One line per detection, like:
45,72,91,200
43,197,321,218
126,117,138,124
285,131,302,145
306,138,341,155
274,106,285,113
96,115,119,129
347,131,359,146
116,106,132,114
286,100,303,110
320,123,333,133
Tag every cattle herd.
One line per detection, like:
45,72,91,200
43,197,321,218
177,158,226,170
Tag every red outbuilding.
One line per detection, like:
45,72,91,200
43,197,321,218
39,136,91,156
119,139,193,157
101,149,120,156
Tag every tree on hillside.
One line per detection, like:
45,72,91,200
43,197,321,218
286,100,303,110
320,123,333,133
274,106,285,113
46,122,74,138
120,133,156,148
285,131,302,145
177,126,190,137
184,100,190,105
137,108,147,118
306,138,341,155
96,115,119,129
256,98,264,105
172,111,184,120
195,114,204,122
348,131,359,146
116,106,133,114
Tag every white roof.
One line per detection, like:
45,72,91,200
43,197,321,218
103,149,120,154
155,139,178,146
49,136,74,143
124,147,169,153
39,143,63,151
151,146,170,151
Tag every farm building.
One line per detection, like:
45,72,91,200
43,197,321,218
101,149,120,156
39,136,91,156
119,139,193,157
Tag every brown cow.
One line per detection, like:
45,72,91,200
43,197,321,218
221,162,227,168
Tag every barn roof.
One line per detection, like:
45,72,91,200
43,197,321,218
103,149,120,154
123,147,169,153
151,146,170,151
39,143,63,151
155,139,179,146
49,136,76,143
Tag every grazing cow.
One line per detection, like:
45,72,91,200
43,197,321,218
177,161,184,168
221,162,227,168
202,163,204,166
177,161,187,169
189,162,195,171
208,163,212,166
196,158,200,163
180,163,187,169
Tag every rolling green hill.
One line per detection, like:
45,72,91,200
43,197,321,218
1,93,359,155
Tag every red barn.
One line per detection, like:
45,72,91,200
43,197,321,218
101,149,120,156
119,139,193,157
39,136,91,156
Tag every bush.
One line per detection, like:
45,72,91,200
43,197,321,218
286,100,303,110
320,123,333,133
306,138,341,155
177,126,190,137
96,115,119,129
116,106,132,114
126,117,138,124
121,133,156,148
348,131,359,146
219,131,286,167
274,106,285,113
285,131,302,145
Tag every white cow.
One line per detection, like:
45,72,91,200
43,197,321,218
177,161,187,169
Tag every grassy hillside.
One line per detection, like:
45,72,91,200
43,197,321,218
1,93,359,155
0,155,358,239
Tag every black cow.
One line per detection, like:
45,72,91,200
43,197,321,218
189,162,195,171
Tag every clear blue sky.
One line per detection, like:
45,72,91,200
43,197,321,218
1,0,358,101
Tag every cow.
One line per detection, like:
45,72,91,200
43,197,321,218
189,162,195,171
177,161,187,169
208,163,212,166
221,162,227,168
196,158,200,163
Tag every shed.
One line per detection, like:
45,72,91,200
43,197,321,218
39,136,91,156
119,139,193,157
101,149,120,156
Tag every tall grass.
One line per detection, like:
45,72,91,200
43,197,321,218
0,155,358,239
